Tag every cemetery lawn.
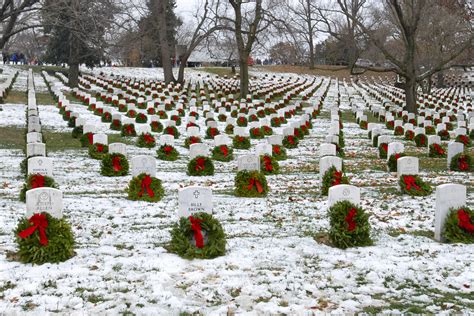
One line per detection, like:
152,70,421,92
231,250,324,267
0,66,472,314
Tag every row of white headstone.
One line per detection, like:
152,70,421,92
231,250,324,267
0,70,18,101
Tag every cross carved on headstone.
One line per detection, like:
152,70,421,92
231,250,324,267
193,190,200,199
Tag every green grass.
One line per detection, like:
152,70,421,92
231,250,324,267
4,90,27,104
0,126,25,149
201,67,236,77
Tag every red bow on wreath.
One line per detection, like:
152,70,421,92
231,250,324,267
394,153,401,160
345,208,357,232
210,128,218,137
332,171,342,186
138,175,154,198
247,178,263,193
287,136,295,145
195,158,206,171
457,210,474,233
126,125,134,134
238,136,245,142
112,156,122,172
189,216,204,248
167,127,174,135
220,145,228,157
88,133,94,145
263,156,273,171
458,156,469,171
31,174,45,188
97,144,104,152
273,145,280,155
164,146,173,154
190,137,199,144
433,144,444,155
403,175,420,191
18,213,49,246
144,134,154,144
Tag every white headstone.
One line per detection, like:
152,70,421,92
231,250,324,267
26,188,63,219
328,184,360,208
237,155,260,171
189,143,209,159
26,132,42,143
397,156,419,178
214,135,231,147
27,157,53,177
255,143,272,156
109,143,127,155
387,142,404,161
131,155,156,177
93,133,108,145
267,135,283,146
26,143,46,157
447,142,464,168
320,143,337,157
177,186,213,218
319,156,342,179
434,184,466,241
159,134,175,146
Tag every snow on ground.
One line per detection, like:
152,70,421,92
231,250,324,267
0,67,473,314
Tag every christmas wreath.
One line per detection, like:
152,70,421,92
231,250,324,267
414,134,428,147
163,126,180,139
429,144,446,158
15,212,75,264
126,110,137,118
262,125,273,136
385,121,394,130
359,121,368,130
271,117,281,127
394,126,404,136
443,207,474,243
218,114,227,122
121,124,137,137
378,143,388,159
321,166,349,196
272,144,287,160
455,135,471,147
449,153,473,172
67,116,75,127
157,145,179,161
399,174,432,196
168,212,226,259
127,173,164,202
425,126,435,135
212,145,233,162
387,153,406,172
293,127,304,140
234,170,268,197
188,156,214,176
283,135,299,149
372,134,380,147
225,124,234,134
137,133,156,148
101,112,112,123
232,136,251,149
135,113,148,123
19,174,58,202
110,119,122,131
150,121,163,133
260,155,279,175
438,129,450,140
404,130,415,140
79,132,94,147
250,127,264,139
328,200,372,249
236,116,248,127
88,143,109,160
170,115,181,126
71,126,83,139
184,136,202,148
205,127,220,139
101,153,129,176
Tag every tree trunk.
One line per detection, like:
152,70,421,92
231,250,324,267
157,0,175,83
436,71,445,88
405,78,417,114
68,33,80,88
308,37,315,69
239,54,249,97
177,54,189,83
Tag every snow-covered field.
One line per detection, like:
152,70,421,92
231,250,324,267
0,66,473,315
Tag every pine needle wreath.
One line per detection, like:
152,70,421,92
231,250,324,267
283,135,299,149
110,119,122,131
385,121,394,130
184,136,202,149
438,129,450,140
394,126,404,136
455,135,472,147
188,156,215,176
88,143,109,160
271,117,282,127
137,133,156,148
234,170,268,197
378,143,388,159
79,132,94,147
171,115,181,126
135,113,148,123
15,212,75,264
328,200,372,249
121,124,137,137
414,134,428,147
293,127,304,140
19,174,58,202
443,207,474,243
321,166,349,196
212,145,233,162
250,127,264,139
387,153,406,172
236,116,248,127
101,153,129,176
232,136,251,149
225,124,234,134
101,112,112,123
127,173,164,202
150,121,163,133
260,155,279,175
429,144,446,158
272,145,287,160
367,130,372,140
425,126,435,135
262,125,273,136
398,174,432,196
372,134,380,147
163,126,180,139
205,127,220,139
449,153,473,172
470,129,474,140
157,145,179,161
168,212,226,259
126,110,137,118
404,130,414,140
71,126,83,139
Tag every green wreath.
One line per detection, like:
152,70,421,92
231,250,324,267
236,117,248,127
79,132,94,147
233,136,251,149
455,135,472,147
234,170,268,197
398,174,432,196
67,116,75,127
438,129,450,140
135,113,148,123
378,143,388,159
249,127,264,139
88,143,109,160
294,127,304,140
372,134,380,147
262,126,273,136
101,153,129,176
157,145,179,161
449,153,473,172
260,155,280,175
425,126,435,135
387,153,406,172
225,124,234,134
272,145,287,160
328,200,372,249
171,115,181,126
136,133,156,148
283,135,299,149
121,124,137,137
184,136,202,149
110,119,122,131
394,126,404,136
404,130,415,140
19,174,58,202
414,134,428,147
101,112,112,123
321,166,349,196
127,173,164,202
429,144,446,158
188,156,214,176
212,145,233,162
71,126,83,139
150,121,163,133
15,212,75,264
163,126,180,139
443,207,474,243
205,127,220,139
271,117,281,127
168,212,226,259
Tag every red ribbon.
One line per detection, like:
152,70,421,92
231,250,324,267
195,157,206,171
190,136,199,144
263,156,273,171
247,178,263,193
126,125,134,134
433,144,444,155
88,133,93,145
138,175,154,198
189,216,204,248
220,145,228,157
345,208,357,232
238,136,245,142
459,156,469,171
403,175,420,191
97,144,104,152
287,136,295,144
332,171,342,186
31,174,45,188
457,210,474,233
112,156,122,172
167,127,174,135
209,128,218,137
459,135,469,145
164,146,173,153
144,134,154,144
273,145,280,155
18,213,49,246
382,144,388,152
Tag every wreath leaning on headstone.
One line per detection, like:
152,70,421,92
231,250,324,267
260,155,279,175
429,144,446,158
232,136,251,149
188,156,215,176
127,173,164,202
88,143,109,160
19,174,58,202
272,145,287,160
101,153,129,176
328,200,372,249
283,135,299,149
15,212,75,264
321,166,349,196
136,133,156,148
398,174,432,196
443,207,474,243
387,153,406,172
157,145,179,161
234,170,268,197
168,212,226,259
449,153,473,172
212,145,233,162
